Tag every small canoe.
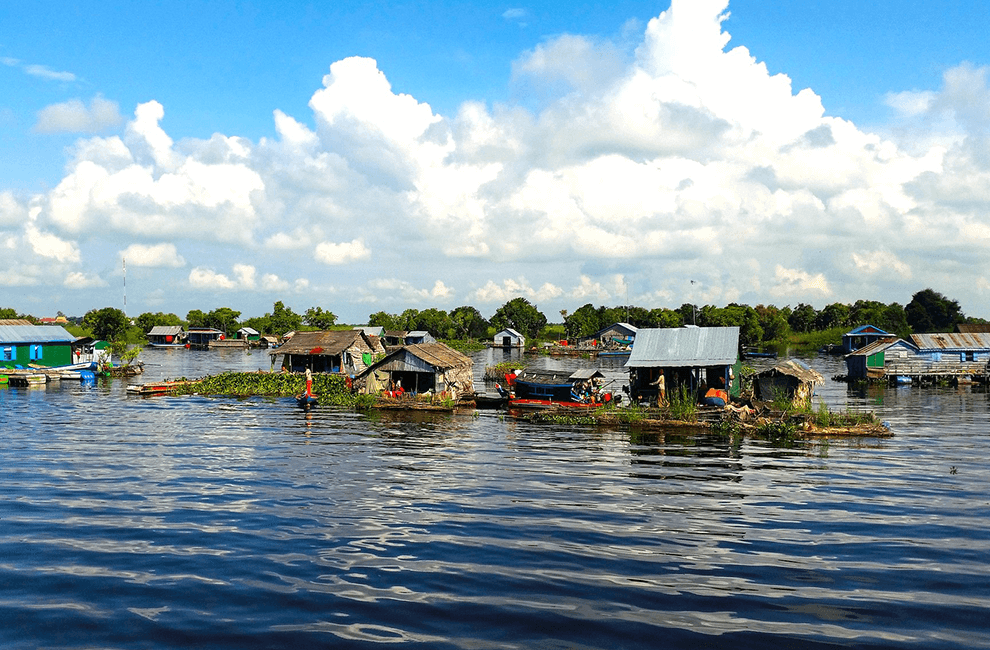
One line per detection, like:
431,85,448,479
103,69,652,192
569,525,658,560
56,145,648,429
296,394,318,408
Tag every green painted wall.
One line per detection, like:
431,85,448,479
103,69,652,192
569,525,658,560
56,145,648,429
1,343,73,368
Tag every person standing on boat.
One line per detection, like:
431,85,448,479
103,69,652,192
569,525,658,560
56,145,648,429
305,368,314,398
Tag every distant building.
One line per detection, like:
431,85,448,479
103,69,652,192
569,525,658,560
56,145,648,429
842,325,893,353
493,328,525,348
147,325,186,347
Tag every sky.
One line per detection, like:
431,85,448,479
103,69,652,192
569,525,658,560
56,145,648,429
2,0,990,324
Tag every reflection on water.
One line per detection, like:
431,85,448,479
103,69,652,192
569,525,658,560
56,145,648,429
0,349,988,648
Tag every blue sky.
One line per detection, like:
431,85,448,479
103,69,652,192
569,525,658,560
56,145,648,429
2,0,990,322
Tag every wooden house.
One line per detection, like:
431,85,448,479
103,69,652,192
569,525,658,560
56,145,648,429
842,325,893,353
844,338,915,380
147,325,186,347
625,327,741,404
186,327,225,349
585,322,638,347
493,328,525,348
271,330,377,375
751,360,824,405
405,330,436,345
353,343,474,398
237,327,260,342
0,324,75,368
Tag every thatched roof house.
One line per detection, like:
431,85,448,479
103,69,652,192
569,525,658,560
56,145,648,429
271,330,377,375
353,343,474,398
751,359,824,405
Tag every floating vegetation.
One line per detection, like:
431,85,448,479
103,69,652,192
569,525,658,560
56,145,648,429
172,371,357,406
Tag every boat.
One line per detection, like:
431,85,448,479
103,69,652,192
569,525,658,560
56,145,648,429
743,348,778,359
507,368,608,410
126,380,189,396
296,394,318,408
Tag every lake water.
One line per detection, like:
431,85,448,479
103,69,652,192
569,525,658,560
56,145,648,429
1,348,988,649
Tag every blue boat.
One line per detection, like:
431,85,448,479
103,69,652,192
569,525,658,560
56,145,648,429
296,394,318,408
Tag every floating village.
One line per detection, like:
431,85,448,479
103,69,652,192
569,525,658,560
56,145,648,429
6,314,990,439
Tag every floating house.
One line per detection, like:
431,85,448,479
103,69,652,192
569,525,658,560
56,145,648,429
382,330,407,347
751,360,824,405
625,327,741,404
186,327,225,349
843,338,914,381
844,333,990,383
354,343,474,398
147,325,186,347
271,330,377,375
0,324,75,368
586,322,638,347
237,327,260,342
493,328,525,349
405,330,436,345
842,325,893,353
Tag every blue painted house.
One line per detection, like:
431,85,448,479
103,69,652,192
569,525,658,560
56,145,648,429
842,325,893,353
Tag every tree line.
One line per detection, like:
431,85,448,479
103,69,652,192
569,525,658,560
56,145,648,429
2,288,981,345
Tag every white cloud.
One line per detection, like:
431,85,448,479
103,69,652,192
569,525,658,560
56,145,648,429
851,250,912,278
25,224,80,262
34,96,123,133
23,63,75,82
189,267,236,290
314,238,371,265
233,263,256,288
261,273,290,292
769,265,831,298
119,243,186,268
7,1,990,319
64,271,108,288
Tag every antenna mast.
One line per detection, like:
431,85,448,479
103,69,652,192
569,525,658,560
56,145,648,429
123,257,127,316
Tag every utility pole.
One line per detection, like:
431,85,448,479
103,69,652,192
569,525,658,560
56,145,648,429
122,257,127,316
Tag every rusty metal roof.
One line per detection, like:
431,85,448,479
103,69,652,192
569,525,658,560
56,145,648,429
275,330,368,356
910,332,990,351
625,327,739,368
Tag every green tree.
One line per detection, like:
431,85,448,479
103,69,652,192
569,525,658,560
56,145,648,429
491,297,547,340
82,307,129,341
0,307,18,319
815,303,850,331
368,311,402,331
449,306,489,339
135,311,182,333
647,308,683,328
186,309,208,328
906,289,964,333
414,308,454,338
268,301,301,336
564,303,601,338
206,307,241,334
304,306,337,330
788,303,818,333
240,315,271,336
755,305,790,342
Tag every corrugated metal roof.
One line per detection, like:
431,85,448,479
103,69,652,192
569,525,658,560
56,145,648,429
910,332,990,351
625,327,739,368
276,330,368,356
494,328,523,339
238,327,259,335
0,325,76,344
844,337,907,358
957,323,990,334
148,325,184,336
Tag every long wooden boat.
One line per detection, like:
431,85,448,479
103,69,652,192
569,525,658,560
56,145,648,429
126,380,189,396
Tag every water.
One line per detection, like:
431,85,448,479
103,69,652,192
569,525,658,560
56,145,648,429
1,349,988,649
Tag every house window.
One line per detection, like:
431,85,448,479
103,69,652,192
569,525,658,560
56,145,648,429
29,345,43,360
964,352,975,362
2,346,13,361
